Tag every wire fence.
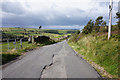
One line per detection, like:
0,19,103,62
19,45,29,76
1,38,29,53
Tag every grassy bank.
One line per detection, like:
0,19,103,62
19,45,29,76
68,34,119,78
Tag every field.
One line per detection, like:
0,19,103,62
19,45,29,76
1,27,76,53
2,41,32,52
1,27,77,64
1,27,75,39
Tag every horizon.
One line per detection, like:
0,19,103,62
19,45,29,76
1,27,81,30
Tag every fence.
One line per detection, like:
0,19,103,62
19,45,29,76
1,35,51,53
1,38,29,53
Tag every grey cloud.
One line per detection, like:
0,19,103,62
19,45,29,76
2,5,88,28
2,1,117,29
2,1,25,15
118,1,120,12
2,13,47,26
99,2,109,7
2,11,89,28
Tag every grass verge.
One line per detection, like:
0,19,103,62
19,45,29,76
68,34,119,78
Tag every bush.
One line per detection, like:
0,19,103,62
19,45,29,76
2,53,21,64
112,25,119,31
82,20,94,34
99,26,108,32
111,34,120,39
69,34,80,43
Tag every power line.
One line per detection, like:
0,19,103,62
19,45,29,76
85,0,97,20
83,0,97,24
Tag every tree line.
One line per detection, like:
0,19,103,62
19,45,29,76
82,12,120,34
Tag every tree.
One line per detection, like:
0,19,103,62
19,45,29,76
93,16,103,32
101,21,107,27
24,29,27,35
76,30,80,34
39,26,42,29
82,19,94,34
116,12,120,29
99,21,108,32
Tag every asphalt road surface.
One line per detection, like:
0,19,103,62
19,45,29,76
1,41,100,79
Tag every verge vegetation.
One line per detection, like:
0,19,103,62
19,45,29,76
68,13,120,78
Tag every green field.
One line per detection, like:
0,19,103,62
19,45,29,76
1,41,32,52
1,27,76,39
1,27,76,53
1,27,77,64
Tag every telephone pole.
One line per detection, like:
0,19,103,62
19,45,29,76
108,0,113,39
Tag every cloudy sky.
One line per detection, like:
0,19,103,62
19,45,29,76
1,0,119,29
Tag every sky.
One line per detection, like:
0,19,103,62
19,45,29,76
1,0,119,29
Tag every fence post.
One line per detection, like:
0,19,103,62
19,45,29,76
15,39,16,50
20,38,22,49
28,36,32,43
7,39,9,52
32,36,34,44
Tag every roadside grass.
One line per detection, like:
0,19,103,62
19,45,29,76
2,53,21,65
68,34,119,78
1,42,34,52
1,42,37,65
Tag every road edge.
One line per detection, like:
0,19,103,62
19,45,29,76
66,41,103,78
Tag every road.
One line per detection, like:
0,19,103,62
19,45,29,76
2,41,100,79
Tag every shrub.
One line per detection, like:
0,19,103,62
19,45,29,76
2,53,21,64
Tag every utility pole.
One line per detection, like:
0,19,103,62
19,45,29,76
108,0,113,39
